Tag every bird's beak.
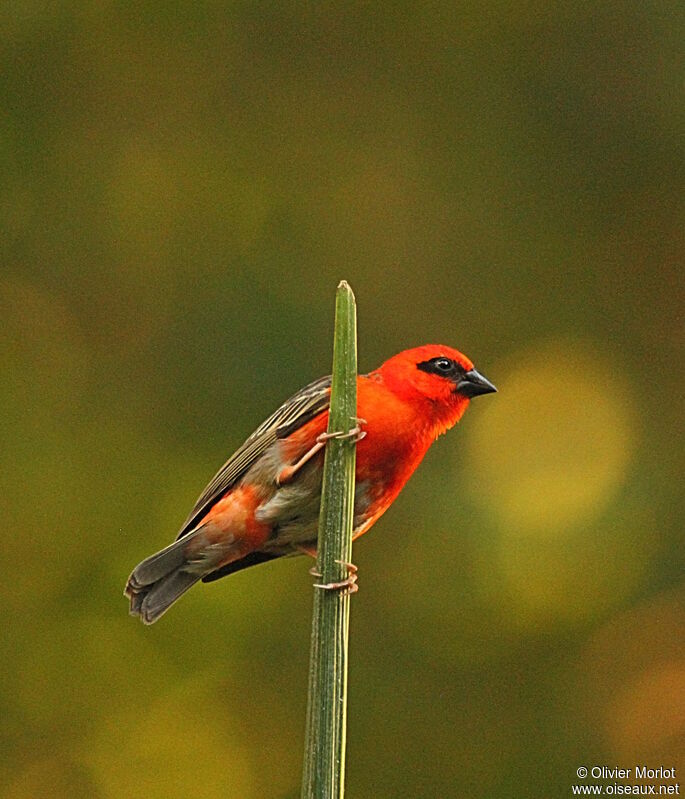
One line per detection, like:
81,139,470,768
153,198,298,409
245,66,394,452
456,369,497,398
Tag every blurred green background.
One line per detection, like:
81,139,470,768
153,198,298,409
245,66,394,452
1,3,683,797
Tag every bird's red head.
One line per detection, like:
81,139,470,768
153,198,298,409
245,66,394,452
373,344,496,427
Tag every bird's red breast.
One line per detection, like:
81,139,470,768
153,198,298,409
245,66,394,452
255,345,480,544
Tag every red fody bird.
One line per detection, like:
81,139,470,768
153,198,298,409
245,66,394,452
125,345,496,623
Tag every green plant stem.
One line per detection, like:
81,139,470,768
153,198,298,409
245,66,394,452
301,280,358,799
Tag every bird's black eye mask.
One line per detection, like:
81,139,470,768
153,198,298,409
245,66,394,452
416,357,466,380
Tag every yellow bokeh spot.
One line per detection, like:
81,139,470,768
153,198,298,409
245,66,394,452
607,661,685,762
464,339,637,533
491,503,659,630
578,590,685,765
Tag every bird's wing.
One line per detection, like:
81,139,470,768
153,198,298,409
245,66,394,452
176,375,332,539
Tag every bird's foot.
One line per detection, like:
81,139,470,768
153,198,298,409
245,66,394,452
316,417,367,445
313,560,359,594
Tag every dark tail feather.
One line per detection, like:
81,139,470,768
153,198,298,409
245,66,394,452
130,570,202,624
125,532,205,624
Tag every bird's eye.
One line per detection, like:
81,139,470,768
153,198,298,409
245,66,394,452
416,356,463,379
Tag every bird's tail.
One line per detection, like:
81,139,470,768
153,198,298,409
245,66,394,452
124,531,206,625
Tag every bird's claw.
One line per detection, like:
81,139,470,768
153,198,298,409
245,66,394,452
312,559,359,594
316,418,367,445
